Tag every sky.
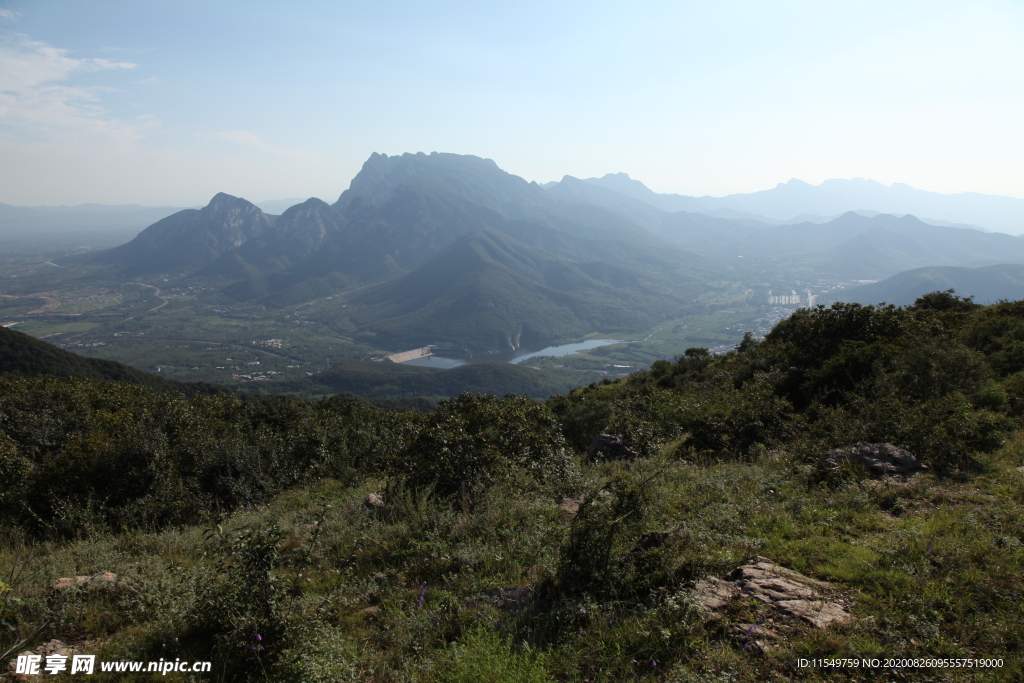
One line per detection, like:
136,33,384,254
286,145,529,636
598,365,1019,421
0,0,1022,206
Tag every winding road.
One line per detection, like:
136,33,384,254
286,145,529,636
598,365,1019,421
129,282,169,313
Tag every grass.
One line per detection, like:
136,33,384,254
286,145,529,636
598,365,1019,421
2,438,1021,681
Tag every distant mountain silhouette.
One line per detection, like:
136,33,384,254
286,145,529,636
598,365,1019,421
778,214,1024,280
832,264,1024,306
541,177,1024,279
574,173,1024,234
0,202,187,244
92,193,274,274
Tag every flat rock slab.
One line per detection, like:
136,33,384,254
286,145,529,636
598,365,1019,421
820,442,927,477
696,557,851,630
695,576,739,613
53,572,119,591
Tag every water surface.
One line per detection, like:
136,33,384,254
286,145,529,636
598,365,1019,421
404,338,625,368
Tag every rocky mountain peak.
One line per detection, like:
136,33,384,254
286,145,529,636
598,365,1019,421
333,152,546,215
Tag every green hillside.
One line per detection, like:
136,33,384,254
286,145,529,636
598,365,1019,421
0,325,226,395
1,292,1023,681
349,229,682,353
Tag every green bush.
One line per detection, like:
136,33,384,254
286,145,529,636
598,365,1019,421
187,524,288,679
552,473,660,599
394,393,577,498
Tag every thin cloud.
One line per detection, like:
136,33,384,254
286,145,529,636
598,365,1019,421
214,130,317,160
0,35,139,144
0,9,20,22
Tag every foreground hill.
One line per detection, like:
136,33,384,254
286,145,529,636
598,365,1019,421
268,358,589,399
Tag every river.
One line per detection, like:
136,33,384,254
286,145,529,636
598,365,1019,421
404,338,626,368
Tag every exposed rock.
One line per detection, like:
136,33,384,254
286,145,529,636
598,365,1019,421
695,576,740,614
53,572,119,592
694,557,851,630
558,497,582,515
465,585,533,612
557,497,584,524
7,640,80,682
727,562,823,602
34,639,75,657
587,434,639,462
365,492,385,509
820,442,927,477
776,599,852,629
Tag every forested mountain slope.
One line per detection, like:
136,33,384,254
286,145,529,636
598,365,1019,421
0,325,225,395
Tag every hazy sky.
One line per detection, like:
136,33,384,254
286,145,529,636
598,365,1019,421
1,0,1021,206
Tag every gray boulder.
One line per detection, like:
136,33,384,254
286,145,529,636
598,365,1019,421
587,434,639,462
820,442,927,477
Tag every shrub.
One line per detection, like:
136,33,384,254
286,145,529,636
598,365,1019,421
394,393,577,498
551,473,662,599
186,524,288,678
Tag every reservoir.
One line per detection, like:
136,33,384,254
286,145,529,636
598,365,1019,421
404,338,625,368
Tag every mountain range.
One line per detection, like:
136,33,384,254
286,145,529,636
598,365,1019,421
571,174,1024,234
72,153,715,354
544,174,1024,279
36,151,1024,360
